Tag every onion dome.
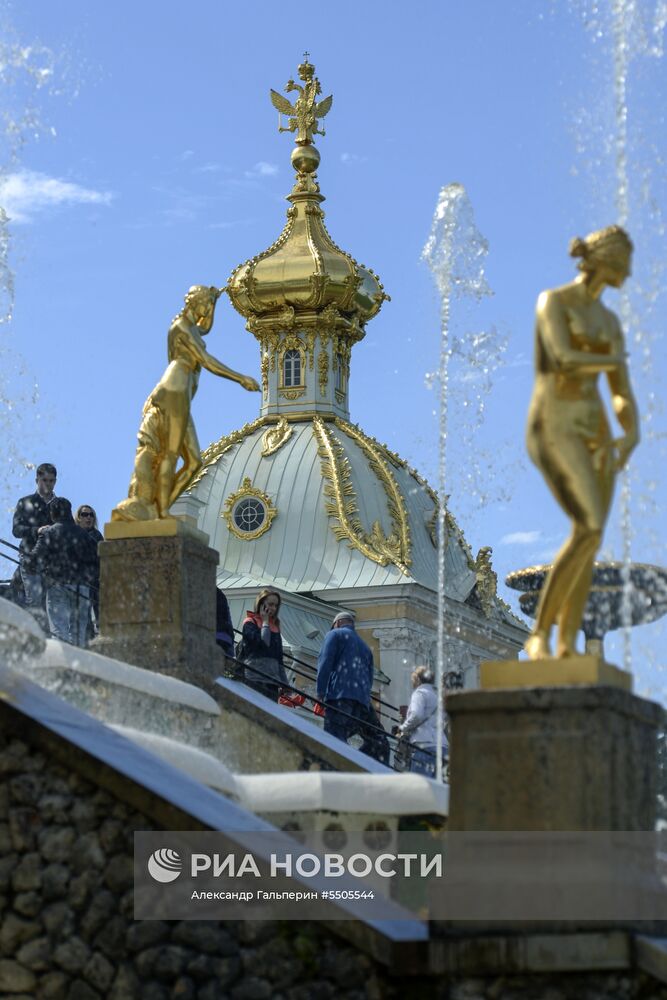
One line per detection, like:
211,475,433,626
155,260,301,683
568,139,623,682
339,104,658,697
226,57,388,340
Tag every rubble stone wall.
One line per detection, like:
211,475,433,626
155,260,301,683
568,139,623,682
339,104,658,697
1,729,667,999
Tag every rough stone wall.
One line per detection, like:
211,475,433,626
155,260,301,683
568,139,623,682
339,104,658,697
443,976,667,1000
2,729,667,999
0,732,397,1000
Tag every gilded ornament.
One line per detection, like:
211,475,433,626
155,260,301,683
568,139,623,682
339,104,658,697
318,351,329,395
335,418,411,570
340,272,363,311
474,546,498,618
223,477,277,541
261,417,293,457
266,331,280,371
191,416,266,488
269,57,333,146
260,353,269,398
313,417,410,575
302,274,330,309
320,303,340,331
340,421,479,573
305,329,316,369
278,388,306,400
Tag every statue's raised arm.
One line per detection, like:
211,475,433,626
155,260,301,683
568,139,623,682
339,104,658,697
524,225,639,660
112,284,260,522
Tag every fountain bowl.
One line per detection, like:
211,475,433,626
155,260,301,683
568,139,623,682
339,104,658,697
506,561,667,641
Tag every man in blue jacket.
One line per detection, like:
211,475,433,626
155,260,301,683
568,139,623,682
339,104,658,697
316,611,389,764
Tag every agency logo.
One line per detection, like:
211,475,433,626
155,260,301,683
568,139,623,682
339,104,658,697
147,848,183,883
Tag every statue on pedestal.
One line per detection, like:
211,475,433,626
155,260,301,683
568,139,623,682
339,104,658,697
524,225,639,660
112,285,260,522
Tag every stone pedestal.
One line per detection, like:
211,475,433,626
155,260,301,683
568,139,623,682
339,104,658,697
447,684,661,832
480,654,632,692
92,518,223,691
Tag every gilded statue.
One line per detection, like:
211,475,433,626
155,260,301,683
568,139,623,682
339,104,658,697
112,285,260,522
270,57,333,145
524,225,639,659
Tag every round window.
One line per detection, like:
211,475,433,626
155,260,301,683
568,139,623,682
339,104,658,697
223,477,276,540
233,497,266,534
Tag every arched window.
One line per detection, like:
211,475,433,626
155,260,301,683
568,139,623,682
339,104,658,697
283,349,302,388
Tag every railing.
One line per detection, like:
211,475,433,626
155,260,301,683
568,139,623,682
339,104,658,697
221,642,404,771
0,535,98,647
229,626,447,777
1,534,445,776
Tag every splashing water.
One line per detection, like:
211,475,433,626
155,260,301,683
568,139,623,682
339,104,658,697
567,0,667,680
611,0,635,670
421,182,492,781
0,23,61,529
0,35,58,322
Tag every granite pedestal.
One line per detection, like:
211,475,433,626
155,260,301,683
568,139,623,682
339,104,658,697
439,676,664,926
92,518,224,691
447,682,660,832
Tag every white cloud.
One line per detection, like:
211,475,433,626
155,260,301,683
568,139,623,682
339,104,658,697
245,161,278,179
340,152,368,165
0,170,113,223
500,530,542,546
208,219,253,230
194,162,222,174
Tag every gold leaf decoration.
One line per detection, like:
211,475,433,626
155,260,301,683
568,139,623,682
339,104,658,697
191,417,265,488
261,417,293,457
313,417,410,575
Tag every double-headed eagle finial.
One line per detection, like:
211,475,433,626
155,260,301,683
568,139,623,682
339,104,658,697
270,54,333,146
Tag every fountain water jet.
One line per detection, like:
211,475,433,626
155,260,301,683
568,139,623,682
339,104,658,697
567,0,667,678
422,183,492,781
0,31,58,520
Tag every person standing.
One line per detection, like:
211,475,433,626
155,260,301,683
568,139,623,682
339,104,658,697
12,463,58,627
240,588,288,701
33,498,97,646
316,612,389,764
215,586,235,657
397,666,448,778
75,505,103,636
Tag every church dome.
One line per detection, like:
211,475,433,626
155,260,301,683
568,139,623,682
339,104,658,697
180,59,480,598
184,415,478,599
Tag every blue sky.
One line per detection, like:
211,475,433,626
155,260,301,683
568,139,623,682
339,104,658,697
1,1,666,696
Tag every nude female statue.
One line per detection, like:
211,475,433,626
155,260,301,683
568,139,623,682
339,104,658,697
112,285,259,522
524,225,639,660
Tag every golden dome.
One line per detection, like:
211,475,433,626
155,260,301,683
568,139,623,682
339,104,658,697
226,59,388,332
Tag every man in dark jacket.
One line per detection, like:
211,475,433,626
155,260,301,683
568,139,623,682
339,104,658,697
316,612,389,764
32,497,97,646
12,462,58,628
